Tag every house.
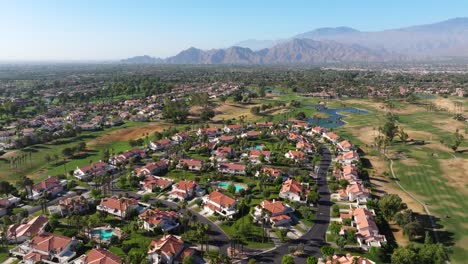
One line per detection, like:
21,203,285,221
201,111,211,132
203,191,238,218
338,164,360,183
284,150,306,162
279,179,308,202
337,140,353,152
147,235,195,264
256,167,285,181
171,132,191,143
168,180,204,201
29,176,65,200
218,163,246,175
110,149,146,165
253,122,274,129
6,215,49,243
0,196,21,216
296,140,315,153
215,146,234,161
287,132,304,142
248,149,272,163
326,254,375,264
253,200,294,226
241,130,261,139
323,132,340,143
177,159,203,171
344,183,370,203
197,127,220,138
352,208,386,249
139,209,180,233
73,248,121,264
223,124,243,134
140,176,173,192
149,138,172,151
337,151,360,164
135,160,169,176
97,197,140,218
310,126,326,135
217,135,236,144
10,232,78,264
74,161,111,181
292,120,310,130
51,196,89,216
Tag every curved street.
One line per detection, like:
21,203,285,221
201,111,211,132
247,144,332,263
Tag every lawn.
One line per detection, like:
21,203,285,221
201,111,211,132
220,215,275,249
334,97,468,263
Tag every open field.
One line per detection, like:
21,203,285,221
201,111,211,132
336,96,468,263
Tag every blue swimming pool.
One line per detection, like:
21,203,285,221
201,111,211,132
91,229,114,241
218,182,246,192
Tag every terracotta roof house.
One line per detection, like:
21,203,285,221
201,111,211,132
218,163,246,175
326,253,375,264
140,176,173,192
284,150,307,162
253,200,294,226
337,140,353,152
292,121,310,130
147,235,195,264
196,127,220,138
310,126,326,135
217,135,236,144
215,146,234,161
279,179,308,202
241,130,261,139
253,122,274,129
53,195,89,216
171,132,191,143
296,140,315,153
139,209,180,232
0,196,20,217
177,159,203,171
10,232,78,264
337,151,360,164
74,161,111,181
73,248,121,264
339,164,360,183
323,132,340,143
352,208,386,249
29,176,65,200
7,215,49,243
168,180,204,201
223,124,243,133
110,148,146,165
149,138,173,151
203,191,238,218
248,149,272,163
135,160,169,176
97,197,140,218
256,167,285,181
345,183,370,203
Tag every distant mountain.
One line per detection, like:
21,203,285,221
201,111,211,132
120,55,163,64
157,39,397,64
234,18,468,58
122,18,468,64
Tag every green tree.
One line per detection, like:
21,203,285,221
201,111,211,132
320,245,334,257
378,194,405,220
336,236,346,251
381,118,399,142
403,220,424,241
391,247,418,264
182,255,195,264
281,255,295,264
226,184,236,195
306,256,318,264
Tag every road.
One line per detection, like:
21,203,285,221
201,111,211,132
248,145,332,263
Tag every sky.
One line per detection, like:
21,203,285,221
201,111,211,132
0,0,467,61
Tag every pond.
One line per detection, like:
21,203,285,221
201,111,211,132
306,105,368,128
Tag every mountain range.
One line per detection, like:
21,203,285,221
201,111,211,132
122,18,468,64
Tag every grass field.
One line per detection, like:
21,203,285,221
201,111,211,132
334,96,468,263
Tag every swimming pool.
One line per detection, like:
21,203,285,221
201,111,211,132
218,182,246,192
91,229,115,241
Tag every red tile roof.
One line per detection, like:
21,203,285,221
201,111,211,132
207,191,236,207
79,248,121,264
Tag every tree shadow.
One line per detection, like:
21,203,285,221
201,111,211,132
413,212,455,247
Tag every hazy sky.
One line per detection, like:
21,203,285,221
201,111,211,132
1,0,466,61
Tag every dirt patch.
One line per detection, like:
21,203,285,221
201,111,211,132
390,223,410,247
432,118,467,134
431,97,465,113
212,103,259,122
439,158,468,195
88,122,169,146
